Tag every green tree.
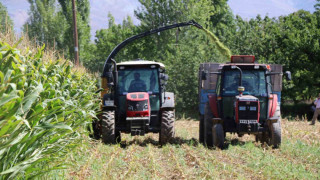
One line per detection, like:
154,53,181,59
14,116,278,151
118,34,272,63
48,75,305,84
24,0,67,49
272,10,320,101
57,0,91,62
84,14,139,72
133,0,233,113
0,2,13,33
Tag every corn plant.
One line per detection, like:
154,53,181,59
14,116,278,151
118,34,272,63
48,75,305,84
0,41,98,179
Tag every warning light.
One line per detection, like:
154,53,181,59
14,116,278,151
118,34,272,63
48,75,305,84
266,65,271,70
231,55,255,63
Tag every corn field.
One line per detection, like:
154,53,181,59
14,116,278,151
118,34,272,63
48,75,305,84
0,40,98,179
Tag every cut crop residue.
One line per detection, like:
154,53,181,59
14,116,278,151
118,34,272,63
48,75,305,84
201,28,232,60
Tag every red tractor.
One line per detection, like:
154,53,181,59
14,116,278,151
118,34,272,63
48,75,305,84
198,55,291,148
93,21,203,144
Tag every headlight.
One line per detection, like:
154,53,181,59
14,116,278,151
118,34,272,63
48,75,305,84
128,105,133,111
143,104,148,111
250,106,257,111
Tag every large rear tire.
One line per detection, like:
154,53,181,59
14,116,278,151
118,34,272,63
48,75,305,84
160,110,175,145
204,102,213,147
212,124,224,149
269,120,281,148
101,110,120,144
199,115,204,143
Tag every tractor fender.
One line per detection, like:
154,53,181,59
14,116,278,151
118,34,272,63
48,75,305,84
208,94,219,118
268,94,280,123
268,94,278,118
161,92,175,109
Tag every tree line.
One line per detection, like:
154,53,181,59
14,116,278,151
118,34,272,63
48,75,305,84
1,0,320,113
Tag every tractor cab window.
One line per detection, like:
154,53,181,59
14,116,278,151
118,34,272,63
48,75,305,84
222,70,267,96
118,67,159,94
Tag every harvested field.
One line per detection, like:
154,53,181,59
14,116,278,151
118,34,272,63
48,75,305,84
55,119,320,179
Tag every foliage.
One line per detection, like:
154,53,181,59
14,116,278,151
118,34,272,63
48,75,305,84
24,0,67,50
0,41,98,179
227,10,320,101
0,2,13,33
24,0,92,63
57,0,91,62
83,14,139,73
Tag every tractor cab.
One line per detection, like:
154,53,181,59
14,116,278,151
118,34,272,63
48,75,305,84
115,61,164,135
199,55,291,148
98,60,175,144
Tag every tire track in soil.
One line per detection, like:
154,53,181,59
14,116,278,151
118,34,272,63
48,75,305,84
120,145,138,179
69,142,100,179
231,144,318,179
200,142,266,180
259,143,320,177
104,146,122,179
147,144,160,179
166,147,186,179
182,145,214,179
222,145,267,180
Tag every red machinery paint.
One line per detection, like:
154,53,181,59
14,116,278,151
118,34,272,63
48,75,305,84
208,94,219,118
234,96,260,124
268,94,278,118
126,92,150,117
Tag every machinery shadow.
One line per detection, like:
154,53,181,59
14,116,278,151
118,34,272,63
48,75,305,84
120,137,199,149
223,138,248,149
223,138,265,150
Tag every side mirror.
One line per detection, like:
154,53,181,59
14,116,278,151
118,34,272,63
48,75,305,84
285,71,292,81
160,73,169,81
106,72,114,87
201,71,207,80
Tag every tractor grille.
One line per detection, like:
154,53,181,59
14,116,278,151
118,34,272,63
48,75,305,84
238,101,259,121
127,100,148,111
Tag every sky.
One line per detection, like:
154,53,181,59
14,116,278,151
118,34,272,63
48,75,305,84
0,0,317,37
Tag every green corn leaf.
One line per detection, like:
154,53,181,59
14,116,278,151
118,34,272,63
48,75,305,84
0,91,19,107
20,83,44,114
34,122,72,131
0,71,4,84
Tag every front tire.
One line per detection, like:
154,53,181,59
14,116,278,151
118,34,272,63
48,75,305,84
204,102,213,147
212,124,224,149
269,120,281,148
101,110,120,144
92,119,101,140
199,115,204,143
160,110,175,144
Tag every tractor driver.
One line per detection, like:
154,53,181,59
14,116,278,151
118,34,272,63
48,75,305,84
128,72,147,92
225,76,240,92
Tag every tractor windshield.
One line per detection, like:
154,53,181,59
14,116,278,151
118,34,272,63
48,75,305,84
222,70,267,96
118,67,159,94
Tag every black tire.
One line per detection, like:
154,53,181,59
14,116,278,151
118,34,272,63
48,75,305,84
204,102,213,147
160,110,175,144
92,119,101,140
212,124,224,149
199,115,204,143
101,110,120,144
269,120,281,148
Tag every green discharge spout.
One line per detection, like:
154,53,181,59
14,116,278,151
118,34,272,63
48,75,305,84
200,28,232,60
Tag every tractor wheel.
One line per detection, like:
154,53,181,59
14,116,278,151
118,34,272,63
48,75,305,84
160,110,175,144
199,115,204,143
101,110,120,144
269,120,281,148
212,124,224,149
204,102,213,147
92,119,101,140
